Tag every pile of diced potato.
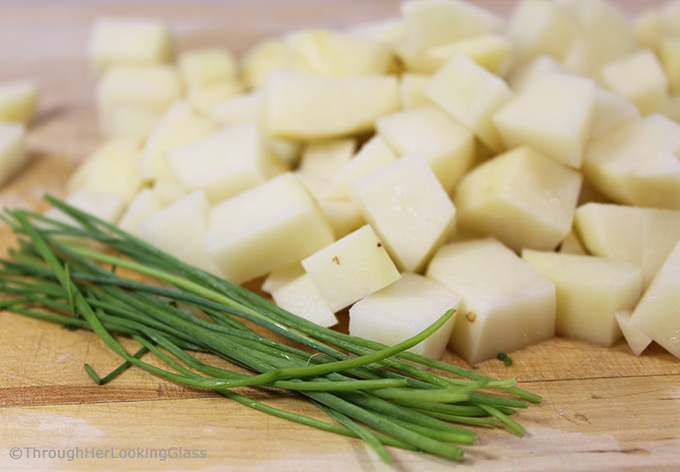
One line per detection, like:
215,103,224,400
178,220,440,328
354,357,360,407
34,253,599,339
16,0,680,365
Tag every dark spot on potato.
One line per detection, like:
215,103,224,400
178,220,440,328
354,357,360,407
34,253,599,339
377,242,382,248
465,312,476,323
332,256,340,265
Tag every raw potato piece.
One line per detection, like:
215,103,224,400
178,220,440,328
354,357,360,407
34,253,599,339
89,18,174,75
297,139,356,181
178,48,238,89
506,55,570,93
318,200,364,239
272,274,338,328
265,71,399,140
493,73,596,168
426,52,513,152
261,263,305,295
399,74,433,109
349,273,460,360
350,154,456,273
0,123,26,187
426,238,556,365
454,147,582,252
615,310,652,356
559,229,587,255
630,241,680,360
376,106,474,192
186,82,244,116
302,225,400,313
589,88,640,140
209,91,262,128
206,173,335,284
522,250,642,347
138,191,223,277
444,34,514,76
0,80,40,124
118,188,166,237
240,39,290,90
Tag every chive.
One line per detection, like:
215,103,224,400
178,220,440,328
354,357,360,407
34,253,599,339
497,352,514,367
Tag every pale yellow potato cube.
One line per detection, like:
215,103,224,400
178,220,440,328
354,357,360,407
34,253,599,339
493,73,596,168
272,274,338,328
399,74,433,109
615,309,652,356
349,273,460,360
376,106,475,192
324,136,397,201
297,138,356,181
454,147,582,252
208,91,262,128
140,101,217,181
301,225,400,312
630,241,680,360
590,88,640,140
346,18,406,46
522,250,641,346
350,154,456,273
104,103,163,139
0,80,40,124
426,52,513,152
186,81,245,116
117,188,167,237
267,137,303,169
138,191,222,277
285,29,392,77
659,38,680,94
426,238,556,364
559,229,587,255
506,55,570,94
634,10,664,50
240,39,290,90
152,179,188,206
582,114,680,208
318,199,364,239
444,34,514,77
506,0,579,64
401,0,503,51
206,173,334,284
261,262,305,295
67,138,144,205
601,50,668,116
265,71,399,140
0,123,25,187
96,65,182,138
178,48,238,89
89,17,174,75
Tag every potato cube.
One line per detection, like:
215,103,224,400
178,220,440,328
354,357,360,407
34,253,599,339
493,73,596,168
302,225,400,312
426,52,513,152
206,173,334,284
659,38,680,94
0,80,40,124
444,34,514,76
118,188,167,237
240,39,290,90
454,147,582,252
634,10,664,50
89,18,174,75
589,88,640,140
399,74,433,109
0,123,26,187
47,188,125,225
630,241,680,359
261,262,305,295
138,191,222,277
426,238,556,364
401,0,503,51
297,138,356,181
272,274,338,328
186,81,244,116
559,229,587,255
152,179,188,206
349,273,460,360
318,200,364,239
208,91,262,128
376,106,474,192
178,48,238,89
351,154,456,273
265,71,399,140
615,309,652,356
601,50,668,115
104,103,163,139
506,55,570,93
347,18,406,46
522,250,642,346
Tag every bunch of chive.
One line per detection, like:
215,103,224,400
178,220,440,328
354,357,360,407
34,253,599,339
0,195,540,464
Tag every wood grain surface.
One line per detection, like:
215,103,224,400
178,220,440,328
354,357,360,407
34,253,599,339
1,1,679,471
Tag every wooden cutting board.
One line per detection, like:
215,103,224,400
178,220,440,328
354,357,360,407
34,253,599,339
0,1,678,470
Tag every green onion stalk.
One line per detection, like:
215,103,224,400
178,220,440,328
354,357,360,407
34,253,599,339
0,195,541,464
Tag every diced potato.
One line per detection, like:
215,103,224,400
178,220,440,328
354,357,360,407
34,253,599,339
285,29,392,77
96,65,182,138
399,74,433,109
522,250,642,347
297,138,356,181
349,273,460,360
615,309,652,356
208,91,262,127
240,39,290,90
67,138,144,205
444,34,514,76
426,238,556,364
0,123,26,187
318,199,364,239
506,55,570,93
559,229,587,255
265,71,399,140
426,52,513,152
272,274,338,328
138,191,222,277
493,73,596,168
376,106,474,192
117,188,167,237
261,262,305,295
630,241,680,360
267,137,303,169
186,81,245,115
0,80,40,124
589,88,640,140
633,10,664,50
350,154,456,273
582,114,680,208
454,147,582,252
659,38,680,94
167,121,281,204
152,179,188,206
178,48,238,89
401,0,503,51
324,136,397,201
601,50,668,116
506,0,578,64
206,173,335,284
301,225,400,312
89,18,174,75
346,18,406,46
140,101,217,181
